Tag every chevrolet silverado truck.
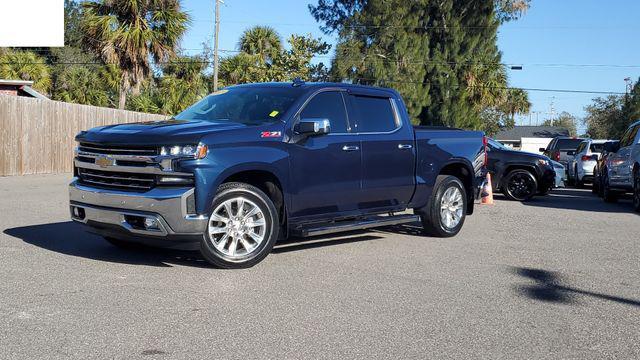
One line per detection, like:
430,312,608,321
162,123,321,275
70,82,487,268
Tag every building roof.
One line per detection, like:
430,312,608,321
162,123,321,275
0,79,48,99
494,126,570,141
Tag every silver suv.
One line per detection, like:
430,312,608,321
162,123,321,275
602,120,640,211
567,139,608,187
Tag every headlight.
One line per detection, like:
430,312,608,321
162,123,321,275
537,159,551,167
160,144,208,159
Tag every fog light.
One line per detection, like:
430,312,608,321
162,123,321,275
71,206,85,220
144,217,159,230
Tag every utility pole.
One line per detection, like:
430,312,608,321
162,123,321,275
213,0,221,92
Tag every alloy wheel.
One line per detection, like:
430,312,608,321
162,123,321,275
207,197,267,259
506,172,536,201
440,186,464,229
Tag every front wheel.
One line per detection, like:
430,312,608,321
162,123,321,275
417,175,467,237
200,182,279,269
502,169,538,201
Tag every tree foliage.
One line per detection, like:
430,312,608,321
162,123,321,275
310,0,530,131
543,111,578,136
80,0,190,109
219,27,331,85
0,50,51,93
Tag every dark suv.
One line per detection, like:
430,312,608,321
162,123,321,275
487,138,556,201
541,137,585,167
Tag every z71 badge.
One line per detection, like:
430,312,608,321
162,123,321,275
260,131,282,138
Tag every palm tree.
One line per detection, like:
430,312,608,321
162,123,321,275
502,88,531,120
52,66,110,106
0,51,51,93
81,0,189,109
238,26,282,63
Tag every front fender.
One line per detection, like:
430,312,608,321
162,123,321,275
182,144,289,215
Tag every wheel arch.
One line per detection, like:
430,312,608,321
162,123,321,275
438,159,476,215
218,168,287,228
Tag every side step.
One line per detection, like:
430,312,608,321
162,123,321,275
292,214,421,238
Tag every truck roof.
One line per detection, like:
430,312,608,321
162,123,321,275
228,81,399,96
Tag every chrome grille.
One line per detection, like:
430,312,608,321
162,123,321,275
77,168,155,191
78,142,158,156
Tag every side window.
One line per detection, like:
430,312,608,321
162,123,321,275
300,91,349,133
620,127,633,147
576,142,586,154
351,95,398,133
629,125,640,146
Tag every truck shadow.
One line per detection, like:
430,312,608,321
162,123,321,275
3,222,209,268
500,188,638,215
510,266,640,307
4,221,394,266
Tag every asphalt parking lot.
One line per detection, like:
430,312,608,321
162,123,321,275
1,174,639,359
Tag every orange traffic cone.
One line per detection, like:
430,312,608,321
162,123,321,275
481,172,494,205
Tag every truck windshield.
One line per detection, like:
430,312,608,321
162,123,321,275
174,87,301,125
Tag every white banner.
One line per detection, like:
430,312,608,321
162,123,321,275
0,0,64,47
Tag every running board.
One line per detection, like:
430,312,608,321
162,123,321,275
292,214,421,237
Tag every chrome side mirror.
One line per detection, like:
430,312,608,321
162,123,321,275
295,118,331,136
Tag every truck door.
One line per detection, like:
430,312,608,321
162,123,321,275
348,93,415,212
287,90,362,219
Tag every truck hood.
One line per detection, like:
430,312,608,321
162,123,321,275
77,119,248,146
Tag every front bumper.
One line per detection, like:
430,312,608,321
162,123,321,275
69,179,207,241
539,168,556,191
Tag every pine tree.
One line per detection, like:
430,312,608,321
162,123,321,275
310,0,529,129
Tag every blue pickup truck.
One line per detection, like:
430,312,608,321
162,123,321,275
70,82,487,268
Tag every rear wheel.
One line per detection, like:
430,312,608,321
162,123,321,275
602,173,617,203
200,182,279,269
418,175,467,237
502,169,537,202
633,171,640,212
575,166,584,188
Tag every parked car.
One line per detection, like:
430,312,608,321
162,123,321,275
69,82,487,268
566,139,608,187
550,160,566,188
540,137,584,185
487,138,556,201
593,140,620,196
601,120,640,211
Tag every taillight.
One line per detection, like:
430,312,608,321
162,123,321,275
554,151,560,161
483,136,488,166
582,154,597,161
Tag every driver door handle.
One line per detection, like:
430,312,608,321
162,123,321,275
342,145,360,152
398,144,413,150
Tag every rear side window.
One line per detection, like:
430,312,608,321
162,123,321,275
590,143,605,153
300,91,349,133
351,95,398,133
555,139,583,150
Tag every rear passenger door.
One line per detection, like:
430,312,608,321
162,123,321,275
347,92,415,212
610,125,639,186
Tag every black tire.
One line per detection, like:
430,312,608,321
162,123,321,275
633,171,640,213
417,175,467,237
200,182,279,269
602,173,617,203
575,167,584,188
597,171,605,198
591,175,599,194
502,169,538,202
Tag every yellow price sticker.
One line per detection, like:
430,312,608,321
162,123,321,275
269,110,280,117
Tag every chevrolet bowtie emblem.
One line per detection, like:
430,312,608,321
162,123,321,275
95,156,115,168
